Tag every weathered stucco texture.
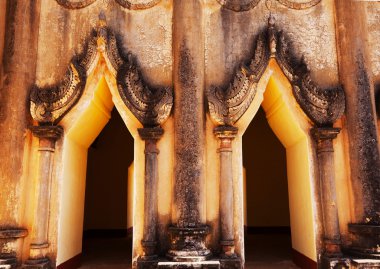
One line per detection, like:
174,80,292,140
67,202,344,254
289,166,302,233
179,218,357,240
367,3,380,84
205,0,338,90
36,0,172,88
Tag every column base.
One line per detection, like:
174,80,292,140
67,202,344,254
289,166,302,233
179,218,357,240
22,258,50,269
0,255,17,268
158,261,220,268
347,224,380,260
137,259,159,269
350,259,380,268
219,258,242,269
320,255,350,269
167,226,212,262
138,258,241,269
141,240,158,261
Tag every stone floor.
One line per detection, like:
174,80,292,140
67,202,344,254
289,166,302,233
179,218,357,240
79,234,299,269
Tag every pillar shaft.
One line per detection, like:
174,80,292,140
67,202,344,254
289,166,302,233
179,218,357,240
334,0,380,225
138,127,163,260
311,128,342,256
334,0,380,258
214,126,238,258
24,126,62,268
33,138,55,248
167,0,211,262
0,1,41,263
173,0,205,228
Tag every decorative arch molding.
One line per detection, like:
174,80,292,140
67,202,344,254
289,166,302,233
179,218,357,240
276,0,321,10
114,0,161,9
55,0,97,9
30,15,173,127
216,0,261,12
217,0,321,12
206,16,345,127
55,0,162,10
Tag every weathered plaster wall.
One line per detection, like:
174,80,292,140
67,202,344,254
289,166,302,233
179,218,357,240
0,0,41,261
367,3,380,84
0,1,40,226
0,0,360,267
205,0,338,90
367,3,380,145
35,0,172,88
0,0,6,81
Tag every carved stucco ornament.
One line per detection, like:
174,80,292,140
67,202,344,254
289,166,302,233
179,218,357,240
90,15,173,127
207,16,345,127
207,32,270,125
276,0,321,10
30,52,92,124
55,0,97,9
217,0,321,11
216,0,261,12
117,56,173,127
30,15,173,127
268,18,345,127
30,19,102,124
55,0,162,9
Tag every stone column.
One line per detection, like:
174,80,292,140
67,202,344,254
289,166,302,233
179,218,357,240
335,0,380,258
167,0,211,262
0,0,41,264
311,128,342,256
23,126,63,269
214,126,238,258
138,127,163,264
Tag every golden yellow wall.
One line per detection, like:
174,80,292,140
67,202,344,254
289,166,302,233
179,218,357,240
57,76,114,265
262,69,317,261
236,60,318,262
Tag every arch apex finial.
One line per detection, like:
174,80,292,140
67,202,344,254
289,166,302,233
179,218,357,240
268,13,276,27
98,11,107,27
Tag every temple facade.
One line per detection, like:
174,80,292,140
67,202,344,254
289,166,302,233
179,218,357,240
0,0,380,268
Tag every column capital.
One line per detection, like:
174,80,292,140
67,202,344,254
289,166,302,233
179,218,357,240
30,125,63,140
138,127,164,141
214,125,238,140
310,127,340,142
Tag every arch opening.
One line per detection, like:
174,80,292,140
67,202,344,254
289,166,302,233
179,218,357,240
238,59,318,268
80,107,134,268
243,107,293,268
55,70,136,268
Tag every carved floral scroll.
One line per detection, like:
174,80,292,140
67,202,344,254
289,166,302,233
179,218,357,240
30,15,173,127
207,33,269,126
217,0,322,12
55,0,161,9
207,16,345,127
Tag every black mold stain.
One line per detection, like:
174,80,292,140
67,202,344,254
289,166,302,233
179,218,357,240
174,42,204,228
354,52,380,224
2,1,16,72
0,1,17,124
375,84,380,119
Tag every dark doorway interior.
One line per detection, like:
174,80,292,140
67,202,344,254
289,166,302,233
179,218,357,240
243,107,298,268
80,108,134,268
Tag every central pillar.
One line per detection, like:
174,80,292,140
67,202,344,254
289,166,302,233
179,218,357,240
168,0,211,262
335,0,380,259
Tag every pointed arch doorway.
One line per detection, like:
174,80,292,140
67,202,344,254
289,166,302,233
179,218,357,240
239,60,319,269
55,73,138,268
80,107,134,268
243,107,294,268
